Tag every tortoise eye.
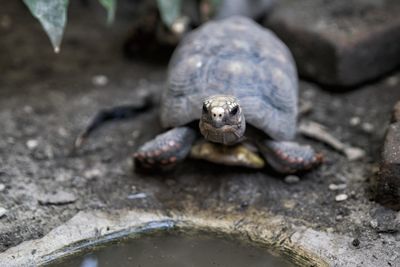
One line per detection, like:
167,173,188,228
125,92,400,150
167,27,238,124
230,106,239,115
202,104,208,113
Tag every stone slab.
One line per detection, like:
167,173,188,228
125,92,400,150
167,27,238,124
265,0,400,86
1,210,399,267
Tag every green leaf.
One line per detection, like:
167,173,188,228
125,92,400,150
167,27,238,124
23,0,69,53
157,0,182,27
98,0,116,24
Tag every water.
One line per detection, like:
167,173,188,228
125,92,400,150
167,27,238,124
47,232,295,267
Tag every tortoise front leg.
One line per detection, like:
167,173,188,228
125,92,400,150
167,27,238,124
257,140,323,174
134,127,197,168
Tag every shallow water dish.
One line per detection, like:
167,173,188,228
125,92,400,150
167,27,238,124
46,231,294,267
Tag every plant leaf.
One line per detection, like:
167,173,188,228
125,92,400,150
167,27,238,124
23,0,69,53
98,0,116,24
157,0,182,27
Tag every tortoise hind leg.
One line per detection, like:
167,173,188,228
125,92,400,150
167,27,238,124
258,140,323,174
134,127,197,168
74,98,152,149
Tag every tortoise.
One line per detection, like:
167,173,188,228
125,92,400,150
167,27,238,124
131,16,323,173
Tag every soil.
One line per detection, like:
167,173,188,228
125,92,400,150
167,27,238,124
0,0,399,265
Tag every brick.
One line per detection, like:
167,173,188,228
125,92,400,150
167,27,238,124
265,0,400,86
376,121,400,210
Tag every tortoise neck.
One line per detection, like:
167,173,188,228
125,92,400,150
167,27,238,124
244,124,269,142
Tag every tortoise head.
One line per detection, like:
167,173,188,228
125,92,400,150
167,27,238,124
199,95,246,145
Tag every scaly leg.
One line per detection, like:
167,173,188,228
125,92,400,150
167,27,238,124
134,127,197,168
258,140,323,174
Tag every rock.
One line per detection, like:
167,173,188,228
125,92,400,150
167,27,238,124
386,76,399,87
0,183,5,192
23,105,34,114
349,117,361,126
38,191,77,205
265,0,400,86
335,194,348,202
91,75,108,86
361,122,374,134
370,207,400,233
127,192,147,200
83,168,103,180
26,139,39,150
375,122,400,210
335,215,343,221
284,175,300,184
329,184,347,191
0,207,7,218
343,147,366,161
370,219,378,229
352,238,360,247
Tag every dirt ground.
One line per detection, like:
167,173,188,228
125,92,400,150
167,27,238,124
0,1,399,265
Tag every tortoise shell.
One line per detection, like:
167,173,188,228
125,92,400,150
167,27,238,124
160,16,298,141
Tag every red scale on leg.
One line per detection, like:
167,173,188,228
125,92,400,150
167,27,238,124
133,127,197,169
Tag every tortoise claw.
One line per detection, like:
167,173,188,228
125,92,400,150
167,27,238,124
133,127,196,169
258,140,323,174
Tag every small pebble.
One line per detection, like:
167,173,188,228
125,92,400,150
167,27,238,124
131,130,140,139
26,139,39,150
386,76,399,87
284,175,300,184
171,17,188,35
335,194,348,202
335,174,347,182
326,227,334,233
329,183,347,191
23,105,34,114
84,168,102,179
344,147,366,161
335,215,343,221
349,117,361,126
361,122,374,133
57,127,68,137
370,219,378,229
0,207,7,218
240,201,249,209
38,191,77,205
127,192,147,200
92,75,108,86
352,238,360,247
0,183,5,192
